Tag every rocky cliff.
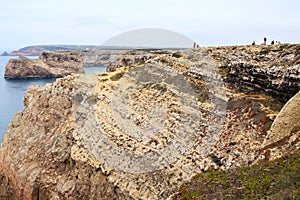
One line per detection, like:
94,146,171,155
105,49,169,71
0,44,299,199
83,49,128,67
4,51,84,79
209,44,300,103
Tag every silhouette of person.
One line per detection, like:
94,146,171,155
263,37,267,45
193,42,197,48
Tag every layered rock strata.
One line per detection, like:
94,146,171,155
209,44,300,102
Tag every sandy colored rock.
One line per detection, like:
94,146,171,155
0,75,122,199
259,91,300,161
264,91,300,145
0,44,299,199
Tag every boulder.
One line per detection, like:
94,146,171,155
260,91,300,161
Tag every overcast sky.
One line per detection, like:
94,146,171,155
0,0,299,51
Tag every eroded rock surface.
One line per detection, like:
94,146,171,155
260,91,300,161
209,44,300,102
4,51,84,79
0,44,299,199
0,76,123,199
106,49,169,72
83,49,128,67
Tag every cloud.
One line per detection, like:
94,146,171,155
0,0,299,49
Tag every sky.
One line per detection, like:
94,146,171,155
0,0,299,51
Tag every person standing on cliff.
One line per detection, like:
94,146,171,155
193,42,197,48
263,37,267,45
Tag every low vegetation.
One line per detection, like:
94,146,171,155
175,152,300,200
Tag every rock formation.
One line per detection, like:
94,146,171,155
260,91,300,161
83,49,128,67
105,49,168,71
4,51,84,79
82,49,165,69
209,44,300,103
0,44,299,199
0,51,9,56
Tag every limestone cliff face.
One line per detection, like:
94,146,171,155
0,76,120,199
0,44,299,199
4,51,84,79
209,44,300,102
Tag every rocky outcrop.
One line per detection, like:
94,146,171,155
260,91,300,161
4,51,84,79
0,44,299,199
105,49,169,71
0,76,122,199
83,49,129,67
83,49,167,69
209,44,300,102
0,51,9,56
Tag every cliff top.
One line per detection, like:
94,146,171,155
0,44,299,199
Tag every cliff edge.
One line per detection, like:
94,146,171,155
4,51,84,79
0,44,299,199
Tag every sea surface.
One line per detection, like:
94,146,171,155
0,56,106,142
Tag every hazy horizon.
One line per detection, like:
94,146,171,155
1,0,299,51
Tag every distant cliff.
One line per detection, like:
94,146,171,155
1,45,97,56
1,45,159,57
4,51,84,79
0,44,299,199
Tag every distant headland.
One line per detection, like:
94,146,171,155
1,44,189,56
1,45,98,56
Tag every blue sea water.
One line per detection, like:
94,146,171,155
0,56,106,142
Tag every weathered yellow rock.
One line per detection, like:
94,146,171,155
259,91,300,161
264,91,300,146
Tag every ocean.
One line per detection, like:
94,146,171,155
0,56,106,142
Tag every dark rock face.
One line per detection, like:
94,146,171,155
0,51,9,56
209,44,300,103
4,51,84,79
